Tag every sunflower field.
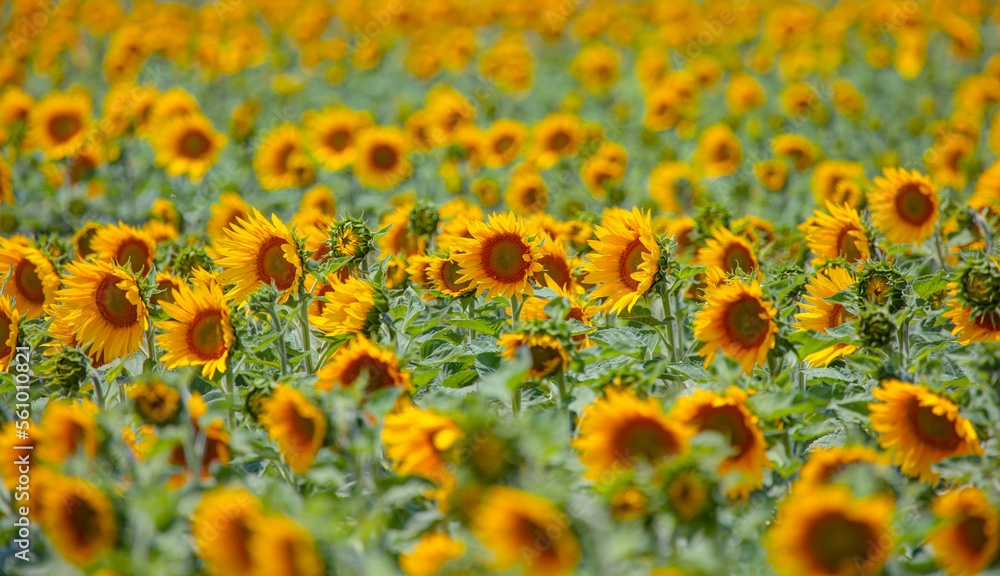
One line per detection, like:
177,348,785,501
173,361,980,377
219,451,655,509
3,0,1000,575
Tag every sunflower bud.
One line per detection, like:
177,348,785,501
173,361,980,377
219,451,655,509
128,378,181,426
957,257,1000,309
327,217,374,264
43,348,91,392
694,202,731,241
409,198,440,238
858,307,895,349
856,261,906,312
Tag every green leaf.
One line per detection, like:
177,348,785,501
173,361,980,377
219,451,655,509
450,318,507,336
913,271,949,299
442,369,478,388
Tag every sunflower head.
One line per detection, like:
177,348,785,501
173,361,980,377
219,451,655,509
128,378,181,425
928,486,1000,576
40,475,116,567
664,465,716,523
957,256,1000,310
856,261,906,311
858,306,896,350
314,334,410,397
452,212,544,302
259,384,327,473
498,332,571,379
868,167,940,245
192,488,263,576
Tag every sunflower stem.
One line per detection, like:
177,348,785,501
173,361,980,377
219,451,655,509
266,302,290,377
933,226,948,271
510,296,522,327
661,290,678,363
512,386,521,417
298,297,314,373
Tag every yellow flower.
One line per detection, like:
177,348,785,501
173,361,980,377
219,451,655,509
311,277,377,336
214,208,303,305
40,475,116,567
726,73,766,113
425,255,476,298
207,191,251,244
670,387,772,498
0,154,12,206
0,238,61,320
772,133,821,171
649,161,699,214
696,124,742,177
355,126,412,190
253,124,314,190
299,184,337,216
249,515,324,576
797,446,884,486
504,165,549,216
38,399,100,464
811,159,864,208
259,385,326,473
156,276,234,378
91,221,157,276
192,488,264,576
451,212,544,302
583,207,661,314
696,227,758,275
868,167,940,245
399,532,466,576
868,379,983,483
26,90,91,160
483,119,526,168
694,279,778,375
799,202,871,265
304,106,372,171
765,484,895,576
527,113,583,170
151,113,227,182
128,379,181,425
573,388,691,479
793,268,859,367
753,159,788,191
472,486,581,576
314,334,410,395
382,400,463,500
928,486,1000,576
0,419,39,490
498,332,570,379
0,296,18,372
571,42,620,94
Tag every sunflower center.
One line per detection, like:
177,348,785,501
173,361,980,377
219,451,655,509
180,130,211,158
116,238,151,275
614,417,678,465
231,519,254,569
619,238,648,291
482,234,530,283
517,516,554,556
536,253,572,289
837,227,864,262
895,184,935,225
807,512,876,572
712,143,731,162
828,304,848,329
722,243,754,273
255,236,297,290
275,143,297,174
958,516,989,554
326,128,350,151
95,275,139,328
67,495,100,545
188,310,227,360
547,130,570,152
723,295,770,348
521,185,539,207
975,310,1000,332
76,228,98,257
342,355,394,391
14,259,45,304
529,342,563,375
371,144,398,170
440,259,472,293
699,405,752,457
152,279,178,307
910,403,961,450
293,410,316,445
494,135,514,154
0,311,12,358
49,113,82,142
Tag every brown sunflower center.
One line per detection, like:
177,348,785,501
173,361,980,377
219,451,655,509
188,310,227,360
614,417,680,465
536,253,572,289
326,128,351,151
517,516,555,558
0,311,12,358
909,402,961,450
49,113,82,142
529,342,563,376
95,275,139,328
520,185,540,208
723,242,754,273
440,259,472,293
180,130,211,158
482,233,530,283
275,143,297,174
341,355,394,391
116,238,151,275
618,237,648,291
958,516,989,554
895,184,935,225
712,142,732,162
494,135,514,154
14,259,45,304
723,295,770,348
975,310,1000,332
67,494,100,545
699,405,752,457
370,143,398,170
230,518,254,570
837,226,864,262
152,279,178,307
806,512,877,573
293,410,317,446
547,130,571,152
255,236,297,290
76,228,98,257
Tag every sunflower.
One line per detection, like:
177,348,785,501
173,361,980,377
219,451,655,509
0,86,32,142
581,155,624,198
0,238,61,320
583,207,661,314
943,285,1000,345
399,532,466,576
314,334,410,395
0,419,40,490
868,379,983,483
573,388,691,479
643,84,687,132
426,256,476,298
793,268,859,367
670,387,771,498
696,124,742,177
696,227,759,275
765,484,895,576
927,135,974,191
311,277,379,336
304,106,372,171
811,160,864,209
55,259,149,363
355,126,412,190
253,124,314,191
148,87,201,131
38,399,100,463
0,297,18,373
868,167,940,245
472,486,581,576
665,467,714,522
259,385,326,473
772,133,821,171
800,202,871,265
151,113,227,182
726,73,767,113
192,488,263,576
26,90,91,160
504,165,549,216
382,400,463,500
451,212,543,302
571,42,620,94
207,192,251,244
128,379,181,425
527,113,584,170
483,119,526,168
91,221,157,276
928,486,1000,576
249,515,324,576
753,159,789,191
40,475,116,567
151,271,185,307
797,446,884,486
649,161,700,214
531,234,579,292
970,161,1000,216
71,222,102,259
214,208,303,305
0,154,12,205
693,279,778,375
300,184,337,216
156,277,233,378
498,332,571,379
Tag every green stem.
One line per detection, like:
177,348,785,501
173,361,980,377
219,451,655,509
267,303,290,377
512,386,521,417
662,291,678,363
298,297,314,373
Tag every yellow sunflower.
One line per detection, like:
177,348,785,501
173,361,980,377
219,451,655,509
868,167,940,245
797,446,884,486
527,113,584,170
214,208,303,305
192,488,263,576
483,119,526,168
425,256,476,298
811,160,864,209
793,268,859,367
310,277,377,336
726,73,767,113
531,234,579,293
0,238,61,320
249,515,324,576
253,124,315,191
451,212,543,302
71,222,102,259
399,532,466,576
696,227,759,275
943,284,1000,345
40,475,116,567
573,388,691,479
56,259,149,363
151,271,184,307
354,126,412,190
753,159,789,191
148,87,200,132
504,165,549,216
207,191,251,244
27,90,91,160
259,385,326,473
299,184,337,217
314,334,410,395
0,296,18,372
928,486,1000,576
304,106,372,171
128,379,181,425
696,124,742,177
91,221,157,276
0,419,40,490
583,207,661,314
156,277,233,378
765,484,895,576
869,379,983,483
693,279,778,375
472,486,581,576
38,399,100,464
800,202,871,265
773,133,821,171
151,113,227,182
670,387,771,498
382,400,463,501
0,154,12,206
649,161,700,214
498,332,570,379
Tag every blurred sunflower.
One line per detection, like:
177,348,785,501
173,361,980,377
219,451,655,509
869,379,983,483
811,160,864,209
91,221,157,276
793,268,859,367
696,124,742,177
40,475,116,567
128,379,181,425
452,212,543,302
300,184,337,216
726,73,766,113
0,238,61,319
314,334,410,395
531,234,579,292
148,87,200,132
156,277,233,378
192,488,263,576
504,165,549,216
382,400,463,501
27,90,91,160
527,113,583,170
928,486,1000,576
355,126,412,190
483,119,526,168
259,385,326,473
426,255,476,298
207,191,251,244
39,399,100,463
772,133,821,171
573,388,691,479
0,296,18,372
693,279,778,375
311,277,380,336
497,332,570,379
399,532,466,576
800,203,870,265
253,124,314,191
304,106,372,171
753,159,788,191
697,227,758,275
249,515,324,576
797,446,884,486
868,167,939,245
151,113,227,182
0,155,12,205
214,209,303,305
583,207,660,314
